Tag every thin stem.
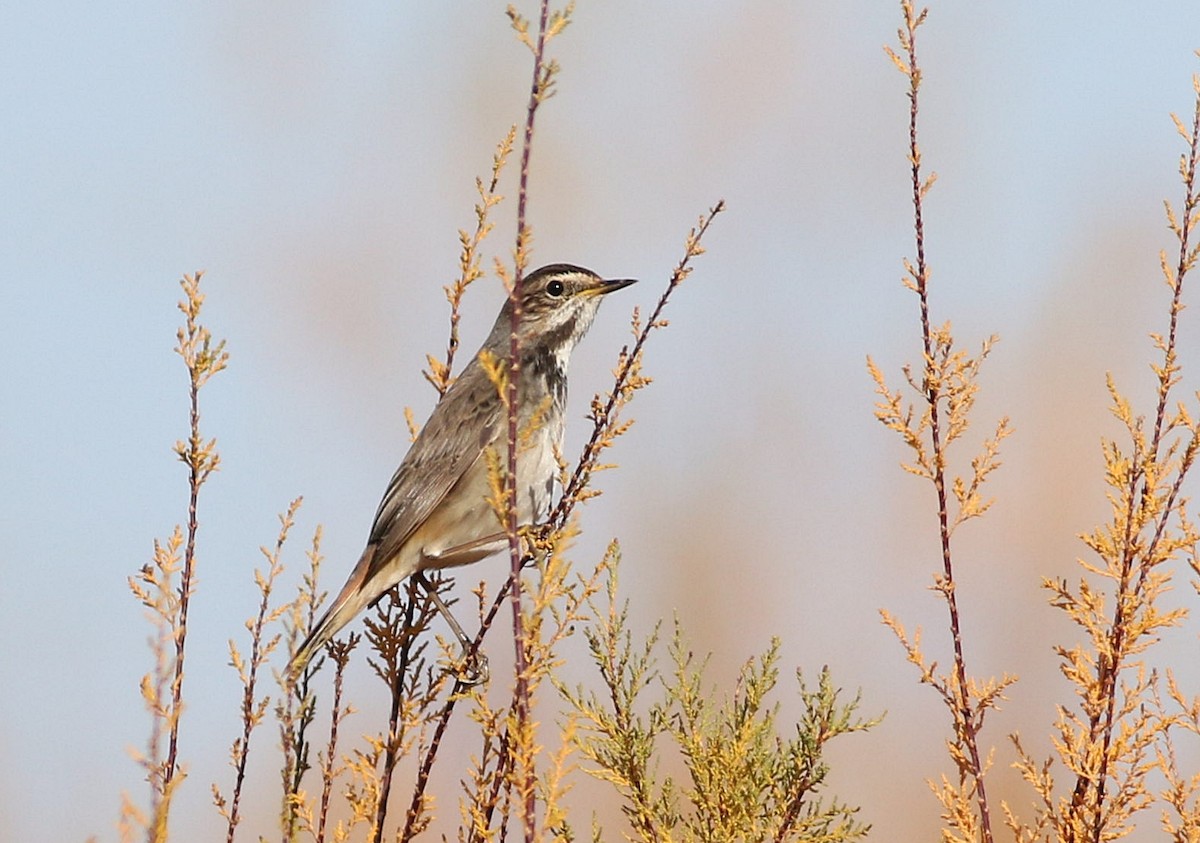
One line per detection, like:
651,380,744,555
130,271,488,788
224,502,296,843
163,273,227,793
283,670,314,836
282,530,324,841
432,128,516,397
466,726,515,843
1152,85,1200,451
403,571,514,838
1073,76,1200,842
547,200,726,531
316,636,355,843
507,2,553,839
901,7,994,841
166,363,201,787
370,580,428,843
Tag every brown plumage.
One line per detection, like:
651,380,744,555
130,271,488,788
290,265,635,674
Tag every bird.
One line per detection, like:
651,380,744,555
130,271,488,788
290,264,636,676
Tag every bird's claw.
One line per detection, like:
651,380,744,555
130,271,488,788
455,648,490,686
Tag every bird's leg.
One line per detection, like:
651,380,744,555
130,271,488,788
413,571,489,685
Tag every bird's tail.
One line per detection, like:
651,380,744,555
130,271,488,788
288,545,380,679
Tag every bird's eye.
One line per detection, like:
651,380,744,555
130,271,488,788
546,279,565,297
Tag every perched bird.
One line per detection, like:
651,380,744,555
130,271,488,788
290,264,636,675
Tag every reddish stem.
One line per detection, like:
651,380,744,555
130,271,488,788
901,9,994,842
505,2,553,839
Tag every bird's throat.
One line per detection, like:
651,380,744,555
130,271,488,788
525,344,570,414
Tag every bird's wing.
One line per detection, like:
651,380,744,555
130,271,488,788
363,361,503,578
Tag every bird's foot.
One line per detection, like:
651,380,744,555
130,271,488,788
454,648,490,686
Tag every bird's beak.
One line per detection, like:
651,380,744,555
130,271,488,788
594,277,638,296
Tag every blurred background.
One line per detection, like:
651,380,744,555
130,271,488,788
4,1,1200,840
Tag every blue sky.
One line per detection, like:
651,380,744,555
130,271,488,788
4,2,1200,840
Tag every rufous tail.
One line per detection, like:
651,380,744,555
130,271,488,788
288,545,379,678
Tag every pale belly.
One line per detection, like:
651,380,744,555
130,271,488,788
416,424,559,571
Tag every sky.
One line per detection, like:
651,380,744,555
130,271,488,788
4,2,1200,841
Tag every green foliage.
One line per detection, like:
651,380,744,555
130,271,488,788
561,561,879,843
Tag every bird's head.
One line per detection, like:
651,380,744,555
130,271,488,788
490,264,637,360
